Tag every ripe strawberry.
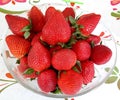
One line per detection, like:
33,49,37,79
62,7,75,18
52,49,77,70
45,6,56,22
90,45,112,65
6,35,31,58
86,34,101,45
31,32,42,46
5,14,30,36
37,69,57,93
81,60,95,84
41,10,71,45
18,57,38,78
18,57,28,72
28,41,51,72
77,13,101,36
72,40,91,61
28,6,45,33
58,70,83,95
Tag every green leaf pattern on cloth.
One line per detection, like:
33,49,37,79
105,66,120,90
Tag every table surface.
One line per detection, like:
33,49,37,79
0,0,120,100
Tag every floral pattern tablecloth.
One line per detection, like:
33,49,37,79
0,0,120,100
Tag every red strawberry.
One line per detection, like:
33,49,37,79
31,32,41,46
5,15,30,36
28,6,45,33
62,7,75,18
81,60,95,84
37,69,57,92
18,57,28,72
72,40,91,61
86,34,101,45
18,57,38,78
41,10,71,45
6,35,31,58
90,45,112,65
52,49,77,70
58,70,83,95
28,41,51,72
77,13,101,36
45,6,56,22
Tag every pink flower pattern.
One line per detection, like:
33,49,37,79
0,0,26,5
111,0,120,5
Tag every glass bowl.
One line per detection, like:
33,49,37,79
1,3,117,98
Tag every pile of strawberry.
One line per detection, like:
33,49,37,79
5,6,112,95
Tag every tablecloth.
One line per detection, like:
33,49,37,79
0,0,120,100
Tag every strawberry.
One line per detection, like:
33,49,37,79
41,10,71,45
6,35,31,58
58,70,83,95
77,13,101,36
31,32,42,46
81,60,95,84
37,69,57,93
5,14,30,36
28,6,45,33
62,7,75,18
18,57,38,78
52,49,77,70
72,40,91,61
86,34,101,45
90,45,112,65
45,6,56,22
28,41,51,72
18,57,28,72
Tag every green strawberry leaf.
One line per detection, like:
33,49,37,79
16,59,20,64
24,31,30,39
76,60,81,67
117,79,120,90
36,71,40,75
30,78,36,81
51,87,62,94
72,66,80,73
69,16,77,25
90,41,95,48
21,25,32,39
58,71,61,78
23,68,34,75
21,25,31,32
105,76,118,84
100,41,102,45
